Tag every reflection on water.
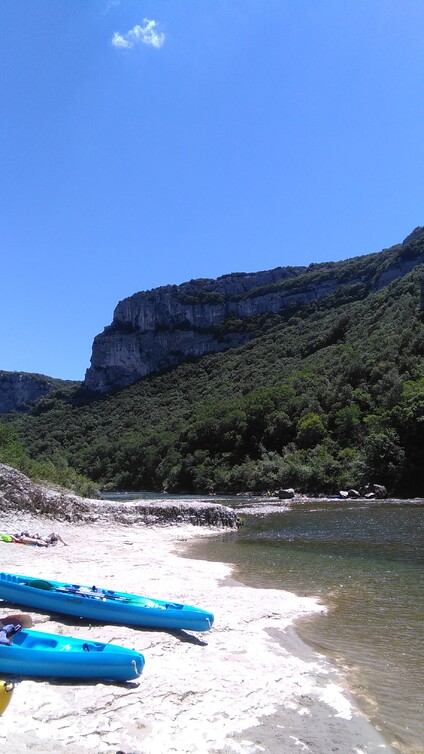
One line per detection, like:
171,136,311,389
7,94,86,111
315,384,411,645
185,498,424,754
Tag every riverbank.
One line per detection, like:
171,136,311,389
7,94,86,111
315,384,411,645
0,511,395,753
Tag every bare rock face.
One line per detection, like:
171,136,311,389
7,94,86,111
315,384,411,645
84,230,424,393
84,266,307,392
0,464,239,528
0,372,54,413
82,267,338,393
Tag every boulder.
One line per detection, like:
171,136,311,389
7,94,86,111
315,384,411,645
278,488,295,500
359,483,388,499
371,484,388,499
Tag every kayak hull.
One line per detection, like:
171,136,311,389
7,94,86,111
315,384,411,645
0,572,214,632
0,628,144,681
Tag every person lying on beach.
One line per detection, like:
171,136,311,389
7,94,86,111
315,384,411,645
25,531,68,546
0,614,32,645
24,531,68,546
1,533,45,546
1,532,68,547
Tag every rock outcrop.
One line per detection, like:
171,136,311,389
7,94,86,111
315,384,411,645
84,229,424,393
0,372,56,413
84,265,306,392
0,464,239,528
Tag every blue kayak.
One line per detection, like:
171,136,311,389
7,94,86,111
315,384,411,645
0,572,214,632
0,628,144,681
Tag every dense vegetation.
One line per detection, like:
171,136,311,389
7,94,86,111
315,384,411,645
0,423,98,497
2,229,424,496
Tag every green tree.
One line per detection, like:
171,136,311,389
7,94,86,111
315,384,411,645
0,424,26,467
362,429,405,488
332,403,362,445
296,413,327,449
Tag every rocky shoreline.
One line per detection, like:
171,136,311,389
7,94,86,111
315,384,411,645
0,463,393,533
0,464,239,528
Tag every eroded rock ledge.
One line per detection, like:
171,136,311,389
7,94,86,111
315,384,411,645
0,464,238,528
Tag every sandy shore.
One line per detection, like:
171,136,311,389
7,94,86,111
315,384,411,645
0,512,395,754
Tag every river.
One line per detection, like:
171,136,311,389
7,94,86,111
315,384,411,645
104,492,424,753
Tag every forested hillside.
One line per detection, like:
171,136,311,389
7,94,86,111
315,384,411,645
2,229,424,496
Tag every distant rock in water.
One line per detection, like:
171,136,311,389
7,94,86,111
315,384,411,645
84,228,424,393
0,464,239,528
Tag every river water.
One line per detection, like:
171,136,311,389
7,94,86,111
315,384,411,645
104,492,424,753
185,496,424,754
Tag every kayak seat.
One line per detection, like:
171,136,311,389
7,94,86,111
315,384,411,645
27,579,54,591
24,637,58,649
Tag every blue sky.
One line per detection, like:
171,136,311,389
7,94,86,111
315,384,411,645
1,0,423,381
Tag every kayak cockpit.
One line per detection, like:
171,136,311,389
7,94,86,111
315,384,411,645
12,631,58,650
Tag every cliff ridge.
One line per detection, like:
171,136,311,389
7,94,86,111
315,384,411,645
84,229,424,393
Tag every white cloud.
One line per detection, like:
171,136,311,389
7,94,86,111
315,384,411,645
112,19,165,50
112,32,131,49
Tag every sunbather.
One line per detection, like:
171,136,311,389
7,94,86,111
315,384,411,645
2,531,68,547
12,533,49,546
22,531,68,546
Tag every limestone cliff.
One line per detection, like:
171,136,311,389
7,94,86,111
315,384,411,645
84,228,424,393
0,371,57,413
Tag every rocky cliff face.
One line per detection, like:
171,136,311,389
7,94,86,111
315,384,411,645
0,372,55,413
84,229,424,393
